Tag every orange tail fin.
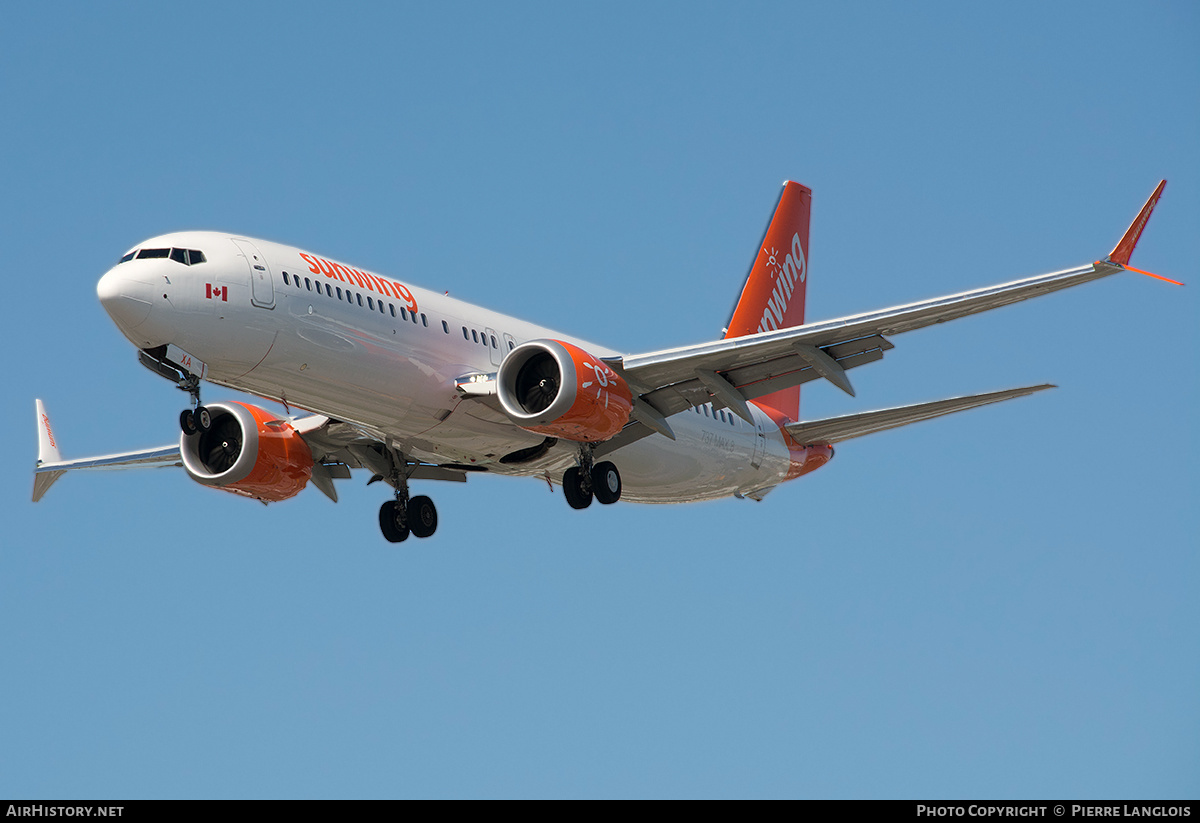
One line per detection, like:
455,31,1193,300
725,180,812,420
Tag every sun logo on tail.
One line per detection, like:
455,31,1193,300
764,246,780,276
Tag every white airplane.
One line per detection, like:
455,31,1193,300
33,180,1178,542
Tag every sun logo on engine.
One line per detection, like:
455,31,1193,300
581,359,613,409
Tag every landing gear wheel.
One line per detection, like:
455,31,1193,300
408,495,438,538
563,466,593,509
379,500,410,543
180,409,198,435
195,405,213,433
591,461,621,504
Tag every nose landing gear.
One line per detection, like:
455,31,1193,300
177,375,212,435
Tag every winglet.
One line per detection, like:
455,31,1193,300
33,399,65,502
35,399,62,465
1109,180,1166,266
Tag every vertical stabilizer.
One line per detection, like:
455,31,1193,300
725,180,812,420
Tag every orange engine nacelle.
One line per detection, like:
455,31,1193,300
497,340,633,442
180,402,313,502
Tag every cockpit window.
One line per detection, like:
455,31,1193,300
128,247,207,265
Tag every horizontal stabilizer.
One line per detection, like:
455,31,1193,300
784,384,1055,445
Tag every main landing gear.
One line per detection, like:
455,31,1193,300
177,374,212,435
562,444,622,509
378,458,438,543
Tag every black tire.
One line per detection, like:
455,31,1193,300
563,466,593,509
408,495,438,538
195,405,213,433
592,461,621,504
379,500,409,543
180,409,198,436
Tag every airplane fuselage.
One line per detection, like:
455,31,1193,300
97,231,808,503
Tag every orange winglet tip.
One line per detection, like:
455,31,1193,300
1109,180,1166,266
1124,263,1184,286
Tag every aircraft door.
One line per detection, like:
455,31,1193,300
751,414,766,469
231,238,275,309
485,327,502,367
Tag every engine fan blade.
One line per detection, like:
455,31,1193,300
518,356,560,413
200,417,242,473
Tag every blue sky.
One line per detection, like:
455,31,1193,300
3,2,1197,799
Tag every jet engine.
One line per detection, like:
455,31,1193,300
180,402,313,502
497,340,633,442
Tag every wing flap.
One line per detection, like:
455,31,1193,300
783,384,1055,445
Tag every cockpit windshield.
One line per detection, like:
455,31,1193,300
119,248,207,265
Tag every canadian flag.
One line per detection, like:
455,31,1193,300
206,284,228,301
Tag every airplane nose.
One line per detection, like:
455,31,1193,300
96,266,173,347
97,267,153,330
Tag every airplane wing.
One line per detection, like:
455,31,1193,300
33,399,182,502
782,384,1054,445
608,181,1175,436
610,260,1114,422
32,400,466,503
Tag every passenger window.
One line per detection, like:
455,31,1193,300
462,326,469,340
421,314,428,327
509,341,515,351
367,296,375,310
491,336,497,348
305,278,312,291
442,321,449,334
411,312,417,325
337,287,343,299
325,284,332,297
282,272,290,285
170,248,187,265
400,307,408,320
379,300,385,313
471,330,479,343
356,294,363,307
389,304,396,317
